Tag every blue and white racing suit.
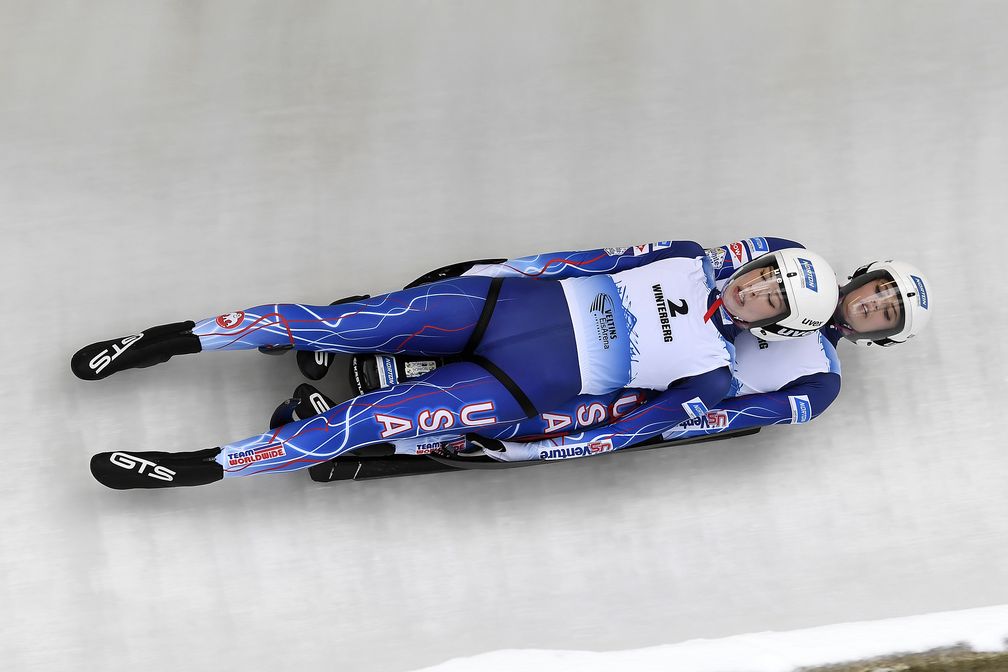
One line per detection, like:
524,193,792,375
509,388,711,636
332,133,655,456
190,241,740,477
381,237,842,461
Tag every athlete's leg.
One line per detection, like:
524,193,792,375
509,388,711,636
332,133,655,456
87,278,601,489
89,361,542,488
217,361,532,478
192,278,493,354
71,277,494,380
87,380,645,489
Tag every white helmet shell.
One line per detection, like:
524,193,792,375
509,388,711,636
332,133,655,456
837,259,932,346
722,248,840,341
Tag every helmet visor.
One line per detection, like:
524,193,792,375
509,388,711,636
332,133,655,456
721,257,791,328
837,270,906,342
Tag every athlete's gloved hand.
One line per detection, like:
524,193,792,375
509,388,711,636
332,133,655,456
268,383,337,429
465,435,540,462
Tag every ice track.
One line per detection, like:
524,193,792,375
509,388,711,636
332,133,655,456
2,2,1007,671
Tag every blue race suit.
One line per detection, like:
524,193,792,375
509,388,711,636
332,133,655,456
379,237,841,460
190,241,737,477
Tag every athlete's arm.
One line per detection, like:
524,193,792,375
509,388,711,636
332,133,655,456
706,236,804,283
472,367,732,462
662,371,841,441
460,241,705,280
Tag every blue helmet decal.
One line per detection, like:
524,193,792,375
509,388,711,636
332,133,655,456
910,275,928,309
748,237,769,254
796,258,818,293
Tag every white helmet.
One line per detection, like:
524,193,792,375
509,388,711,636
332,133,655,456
721,248,840,341
834,259,932,346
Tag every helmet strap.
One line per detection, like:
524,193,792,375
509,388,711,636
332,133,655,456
703,297,723,323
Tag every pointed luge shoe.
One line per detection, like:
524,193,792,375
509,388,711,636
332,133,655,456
90,447,223,490
71,321,202,381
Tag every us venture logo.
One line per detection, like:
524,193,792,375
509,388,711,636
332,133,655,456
676,409,729,431
540,439,614,461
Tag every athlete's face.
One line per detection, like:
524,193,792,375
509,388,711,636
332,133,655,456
841,277,902,336
722,265,787,324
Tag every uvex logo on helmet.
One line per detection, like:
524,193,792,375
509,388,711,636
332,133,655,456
216,311,245,329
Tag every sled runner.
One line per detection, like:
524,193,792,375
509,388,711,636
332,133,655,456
305,425,762,482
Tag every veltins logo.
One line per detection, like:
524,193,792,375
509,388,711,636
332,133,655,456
706,246,727,270
910,275,928,309
590,292,619,350
789,395,812,423
796,258,818,293
216,311,245,329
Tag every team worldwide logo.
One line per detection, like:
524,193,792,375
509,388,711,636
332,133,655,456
227,445,286,468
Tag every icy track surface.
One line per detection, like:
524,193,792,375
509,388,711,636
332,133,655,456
2,3,1007,671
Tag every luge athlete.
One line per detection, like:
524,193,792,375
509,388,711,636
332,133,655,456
73,241,837,489
345,239,931,461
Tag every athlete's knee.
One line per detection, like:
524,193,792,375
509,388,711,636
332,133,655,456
671,366,732,408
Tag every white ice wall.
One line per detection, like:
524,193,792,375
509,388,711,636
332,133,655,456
413,605,1008,672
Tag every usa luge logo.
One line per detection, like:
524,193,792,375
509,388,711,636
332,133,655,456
910,275,928,309
216,311,245,329
796,258,818,293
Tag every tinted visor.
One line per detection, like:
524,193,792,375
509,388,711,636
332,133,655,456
837,269,906,342
722,257,791,328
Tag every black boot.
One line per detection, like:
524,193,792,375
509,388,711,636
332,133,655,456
71,321,202,381
90,447,223,490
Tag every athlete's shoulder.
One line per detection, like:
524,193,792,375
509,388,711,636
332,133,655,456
706,236,804,278
628,240,705,259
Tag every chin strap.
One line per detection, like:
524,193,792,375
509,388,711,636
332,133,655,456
703,297,723,323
